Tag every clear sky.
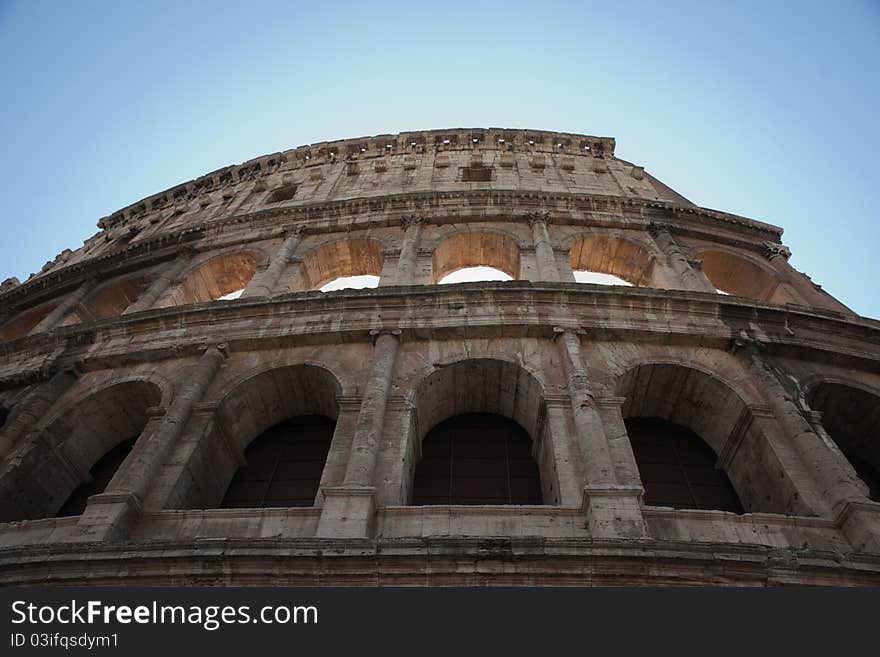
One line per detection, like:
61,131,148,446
1,1,878,317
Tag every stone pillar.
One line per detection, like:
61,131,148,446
314,397,362,507
123,253,191,314
28,279,96,335
241,226,304,298
0,369,78,460
71,345,227,541
648,223,717,293
554,327,646,538
317,329,400,538
528,211,559,282
733,336,880,551
593,396,643,488
389,215,425,286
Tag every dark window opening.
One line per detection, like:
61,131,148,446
220,415,334,508
845,452,880,501
56,437,137,518
461,166,493,182
626,417,743,513
413,413,543,505
0,406,8,429
266,184,298,203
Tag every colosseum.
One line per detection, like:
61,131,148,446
0,128,878,586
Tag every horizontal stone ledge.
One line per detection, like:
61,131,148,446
0,284,877,381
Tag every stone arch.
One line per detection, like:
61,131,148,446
431,231,521,283
405,357,557,505
0,380,162,521
65,272,154,323
697,248,781,299
568,234,654,286
806,381,880,501
174,364,343,509
296,238,385,291
616,362,796,514
162,249,264,306
0,298,61,341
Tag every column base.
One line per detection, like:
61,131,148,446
582,484,648,539
315,486,377,539
65,492,142,543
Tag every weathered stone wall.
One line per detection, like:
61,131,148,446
0,128,878,586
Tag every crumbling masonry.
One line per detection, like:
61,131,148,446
0,128,878,585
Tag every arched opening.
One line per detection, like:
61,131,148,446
625,417,743,512
65,273,153,324
56,437,137,517
413,413,542,504
320,275,381,292
220,415,334,508
617,363,802,514
699,250,778,300
298,239,384,291
174,365,341,510
0,299,60,341
431,232,520,284
163,252,260,306
0,380,161,521
409,358,555,505
807,382,880,501
569,236,651,287
437,266,512,285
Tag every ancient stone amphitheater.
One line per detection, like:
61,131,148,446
0,128,878,586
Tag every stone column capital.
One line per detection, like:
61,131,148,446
526,210,552,226
552,325,586,339
400,214,427,229
283,224,307,237
647,222,672,238
762,241,792,261
369,328,402,345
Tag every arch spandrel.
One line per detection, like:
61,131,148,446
696,248,781,299
569,234,654,287
295,238,385,291
161,249,265,306
431,231,522,283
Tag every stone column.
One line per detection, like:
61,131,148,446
528,211,560,282
389,215,425,286
28,279,97,335
733,336,880,552
593,396,644,488
648,223,717,293
123,253,192,314
737,339,864,510
241,226,304,298
554,327,646,538
71,345,227,541
0,369,78,460
314,397,362,507
317,329,401,538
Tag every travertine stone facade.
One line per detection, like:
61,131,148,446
0,128,878,586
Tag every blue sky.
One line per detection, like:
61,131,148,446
1,1,878,317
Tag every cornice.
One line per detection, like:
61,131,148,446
95,128,619,231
